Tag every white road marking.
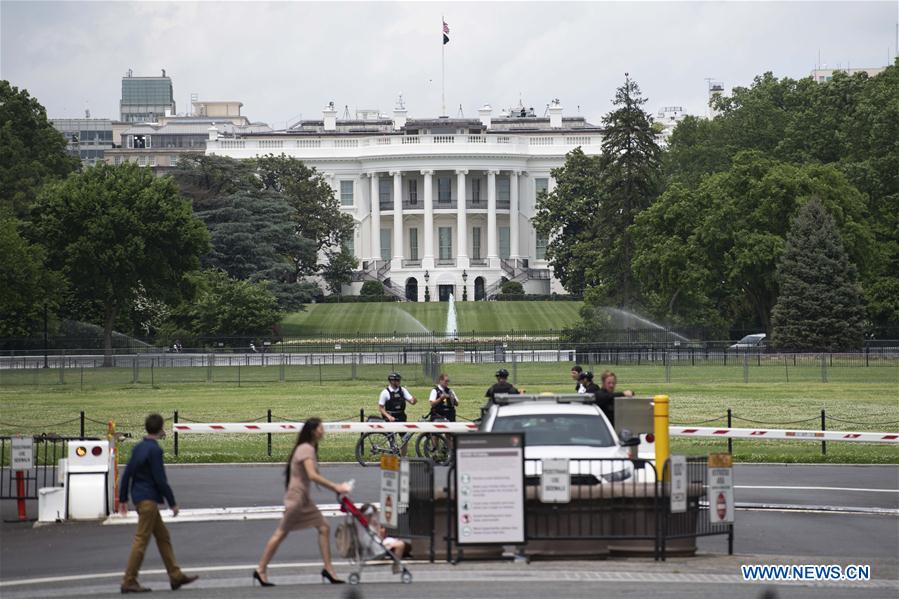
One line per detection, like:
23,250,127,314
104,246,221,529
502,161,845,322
735,485,899,493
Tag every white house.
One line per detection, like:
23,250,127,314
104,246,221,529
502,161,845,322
205,98,603,301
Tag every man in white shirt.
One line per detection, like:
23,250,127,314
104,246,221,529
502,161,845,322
378,372,417,422
428,373,459,422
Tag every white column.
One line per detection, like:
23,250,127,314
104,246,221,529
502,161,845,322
370,173,380,262
391,171,403,269
422,170,435,269
510,170,521,259
487,169,499,268
456,169,469,269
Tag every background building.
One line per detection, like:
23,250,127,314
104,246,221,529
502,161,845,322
810,66,886,82
51,116,115,166
120,69,176,122
206,97,603,301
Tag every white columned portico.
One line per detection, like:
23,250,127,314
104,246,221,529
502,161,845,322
487,169,499,268
370,172,380,261
391,171,403,269
456,169,469,268
422,170,435,269
510,170,521,259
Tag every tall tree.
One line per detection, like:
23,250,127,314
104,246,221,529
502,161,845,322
591,73,662,306
321,246,359,296
0,81,80,217
29,162,209,365
771,200,865,351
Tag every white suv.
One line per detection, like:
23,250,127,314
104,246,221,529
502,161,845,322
480,394,656,484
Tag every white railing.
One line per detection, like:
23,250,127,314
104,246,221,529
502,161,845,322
496,136,511,144
529,137,554,145
433,135,455,144
401,136,420,144
296,139,322,148
334,139,358,148
468,135,486,143
376,137,392,145
565,136,592,145
219,140,245,149
210,134,599,152
258,140,283,149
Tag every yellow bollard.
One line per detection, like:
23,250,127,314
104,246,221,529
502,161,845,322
653,395,670,481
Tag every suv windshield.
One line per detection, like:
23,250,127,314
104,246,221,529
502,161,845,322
492,414,615,447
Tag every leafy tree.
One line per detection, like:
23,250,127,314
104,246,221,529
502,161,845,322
0,217,64,336
360,280,385,298
770,200,865,351
0,81,80,217
162,269,281,345
532,148,604,294
321,246,358,295
254,154,354,277
29,162,209,365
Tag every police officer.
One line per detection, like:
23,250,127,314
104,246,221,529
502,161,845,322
571,365,585,392
428,373,459,422
378,372,417,422
592,370,634,427
485,368,521,401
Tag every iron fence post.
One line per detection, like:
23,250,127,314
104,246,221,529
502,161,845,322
174,410,179,457
80,411,85,438
267,409,272,457
727,408,733,454
821,408,827,456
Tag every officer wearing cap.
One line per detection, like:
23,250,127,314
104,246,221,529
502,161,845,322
485,368,521,401
378,372,417,422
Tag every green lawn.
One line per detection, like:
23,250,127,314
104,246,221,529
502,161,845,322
280,301,583,336
1,362,896,465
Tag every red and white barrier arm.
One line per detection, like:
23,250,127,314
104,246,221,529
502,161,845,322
172,421,898,443
172,422,479,434
669,426,899,444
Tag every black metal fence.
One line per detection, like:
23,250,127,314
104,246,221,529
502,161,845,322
660,456,733,558
394,458,437,562
0,435,97,500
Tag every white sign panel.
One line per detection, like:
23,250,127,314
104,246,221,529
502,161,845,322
456,433,525,545
11,436,33,471
380,456,400,528
539,458,570,503
707,453,734,524
670,455,687,514
399,459,410,505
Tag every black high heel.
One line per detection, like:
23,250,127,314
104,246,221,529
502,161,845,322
253,570,275,587
321,569,345,584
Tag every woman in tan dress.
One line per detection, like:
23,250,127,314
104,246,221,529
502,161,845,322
253,417,351,587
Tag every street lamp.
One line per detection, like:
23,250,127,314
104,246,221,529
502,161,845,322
424,270,430,283
461,270,468,282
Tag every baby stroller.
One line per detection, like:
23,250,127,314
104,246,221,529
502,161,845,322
337,496,413,585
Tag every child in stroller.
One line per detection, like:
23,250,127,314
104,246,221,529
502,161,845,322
338,496,412,584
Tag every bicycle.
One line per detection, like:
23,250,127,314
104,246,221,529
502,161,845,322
355,416,419,466
414,417,453,466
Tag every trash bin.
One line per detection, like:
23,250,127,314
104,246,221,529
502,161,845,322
66,440,112,520
38,487,66,523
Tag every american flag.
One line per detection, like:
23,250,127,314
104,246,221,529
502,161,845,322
443,20,450,45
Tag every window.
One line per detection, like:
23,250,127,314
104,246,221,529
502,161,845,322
439,227,453,260
409,228,419,260
535,177,549,198
492,414,614,447
344,236,355,257
115,156,123,165
499,226,510,258
170,155,179,167
340,180,354,207
380,229,391,262
536,232,548,260
379,179,392,208
497,176,510,202
471,179,481,204
438,176,452,203
138,155,148,167
149,155,157,167
472,227,482,260
408,179,418,205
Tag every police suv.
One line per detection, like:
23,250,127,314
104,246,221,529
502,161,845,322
479,394,656,484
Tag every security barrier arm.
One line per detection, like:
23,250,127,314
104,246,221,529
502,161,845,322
170,421,899,443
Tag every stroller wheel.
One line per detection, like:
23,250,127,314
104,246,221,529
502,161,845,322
348,572,361,585
401,570,413,584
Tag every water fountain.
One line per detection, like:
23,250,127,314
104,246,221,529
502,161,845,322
596,307,691,343
446,293,458,337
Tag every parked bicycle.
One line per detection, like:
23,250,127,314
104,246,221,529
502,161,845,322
354,416,453,466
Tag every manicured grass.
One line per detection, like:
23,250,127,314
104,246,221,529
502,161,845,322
1,362,896,465
279,301,583,336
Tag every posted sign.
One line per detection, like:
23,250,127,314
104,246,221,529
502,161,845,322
11,436,33,471
669,455,687,513
707,453,734,524
539,458,570,503
380,455,400,528
455,433,525,545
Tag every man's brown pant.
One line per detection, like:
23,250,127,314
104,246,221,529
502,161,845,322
123,501,185,586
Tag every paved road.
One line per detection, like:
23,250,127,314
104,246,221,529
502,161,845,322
1,464,896,597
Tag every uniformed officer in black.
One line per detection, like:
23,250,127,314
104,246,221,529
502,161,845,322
485,368,521,401
378,372,417,422
428,373,459,421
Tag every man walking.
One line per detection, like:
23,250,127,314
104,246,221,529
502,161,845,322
118,413,198,593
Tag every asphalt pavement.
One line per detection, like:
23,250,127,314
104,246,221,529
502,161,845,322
1,463,897,598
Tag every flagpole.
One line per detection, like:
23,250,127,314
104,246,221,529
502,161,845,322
441,15,446,117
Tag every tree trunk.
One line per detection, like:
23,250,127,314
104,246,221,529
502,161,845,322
102,305,117,368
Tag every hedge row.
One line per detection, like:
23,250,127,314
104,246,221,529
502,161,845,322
493,294,583,301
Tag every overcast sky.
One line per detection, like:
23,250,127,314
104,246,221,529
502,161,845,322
2,1,896,128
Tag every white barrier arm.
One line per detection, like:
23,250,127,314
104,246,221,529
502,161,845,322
670,426,898,444
171,421,898,443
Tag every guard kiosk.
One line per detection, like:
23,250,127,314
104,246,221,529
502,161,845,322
66,440,113,520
